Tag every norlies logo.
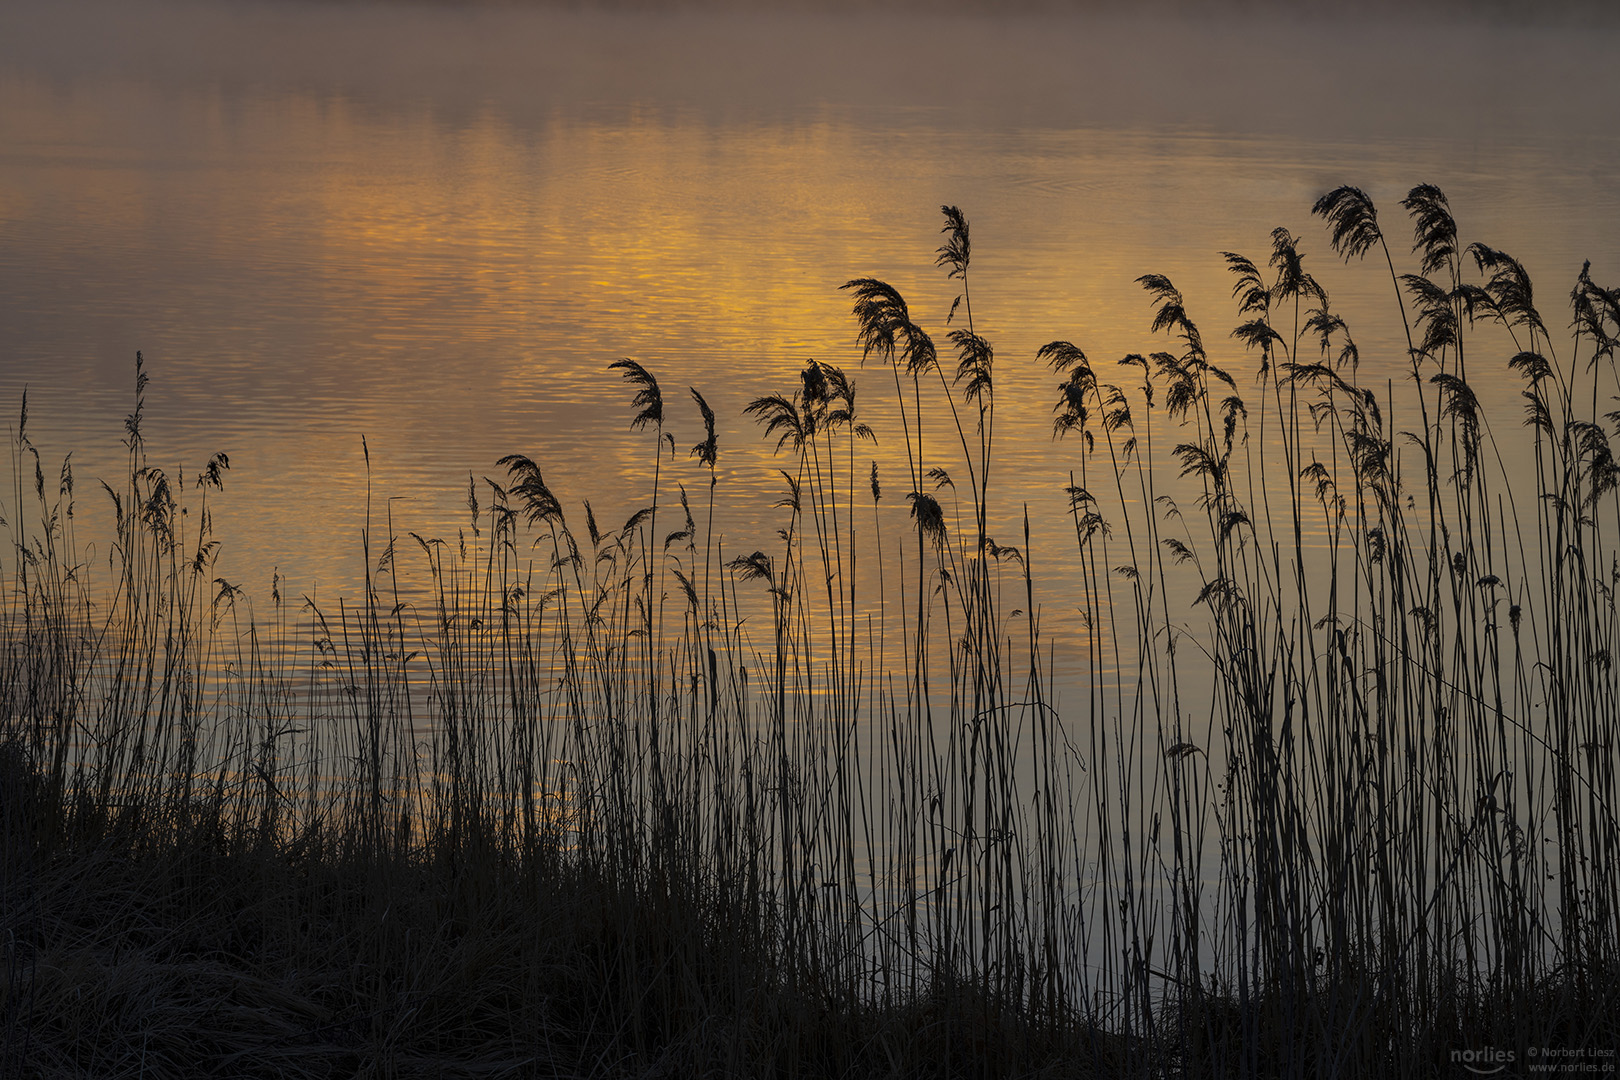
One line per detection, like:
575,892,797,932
1453,1047,1517,1075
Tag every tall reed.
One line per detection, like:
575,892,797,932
2,192,1616,1078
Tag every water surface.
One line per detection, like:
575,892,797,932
2,0,1617,621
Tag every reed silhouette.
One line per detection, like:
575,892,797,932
2,191,1617,1078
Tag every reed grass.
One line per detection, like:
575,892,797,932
2,189,1617,1078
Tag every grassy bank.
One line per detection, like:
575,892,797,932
3,186,1617,1077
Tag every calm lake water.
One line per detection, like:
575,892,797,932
2,0,1618,630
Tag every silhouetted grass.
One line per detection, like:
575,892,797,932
2,190,1617,1078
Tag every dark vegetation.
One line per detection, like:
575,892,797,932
2,186,1618,1077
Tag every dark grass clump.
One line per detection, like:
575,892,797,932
3,192,1619,1078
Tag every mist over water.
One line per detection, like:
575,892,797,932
6,0,1614,137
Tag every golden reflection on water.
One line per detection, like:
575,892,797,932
1,4,1617,645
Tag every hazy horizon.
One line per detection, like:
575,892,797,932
6,0,1615,143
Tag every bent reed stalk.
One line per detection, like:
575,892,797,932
2,192,1617,1078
